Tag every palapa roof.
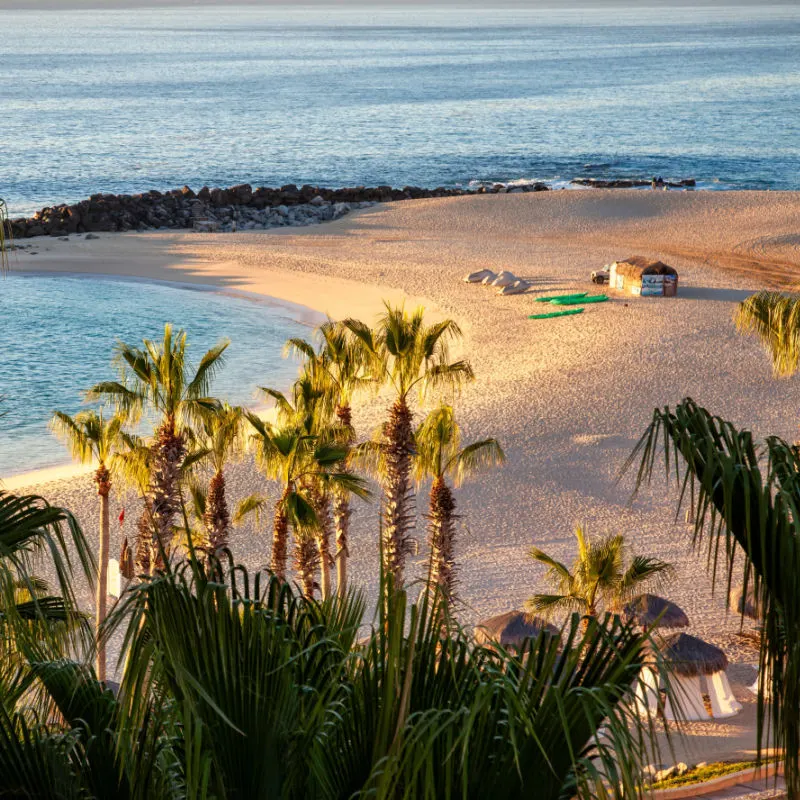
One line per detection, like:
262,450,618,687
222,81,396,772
729,584,762,620
659,632,728,677
474,610,560,649
613,255,678,279
623,594,690,629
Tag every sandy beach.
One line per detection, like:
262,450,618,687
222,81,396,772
6,189,800,764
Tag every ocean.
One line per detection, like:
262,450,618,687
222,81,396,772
2,4,800,217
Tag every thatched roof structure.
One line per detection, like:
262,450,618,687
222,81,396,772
623,594,690,629
729,584,762,620
613,256,677,279
474,610,560,649
659,632,728,677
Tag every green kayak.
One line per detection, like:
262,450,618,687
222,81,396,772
550,294,608,306
528,308,585,320
534,292,588,303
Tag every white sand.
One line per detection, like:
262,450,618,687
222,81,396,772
7,189,800,763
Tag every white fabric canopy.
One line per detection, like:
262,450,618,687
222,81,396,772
633,667,661,718
664,674,708,721
708,671,742,718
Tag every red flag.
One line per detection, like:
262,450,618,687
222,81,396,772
118,508,125,525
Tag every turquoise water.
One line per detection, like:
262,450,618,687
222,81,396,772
2,5,800,216
0,273,315,477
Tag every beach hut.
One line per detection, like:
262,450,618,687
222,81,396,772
659,633,742,720
624,594,690,630
474,610,560,651
609,256,678,297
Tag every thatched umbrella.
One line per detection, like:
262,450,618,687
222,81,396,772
729,583,762,620
623,594,690,630
474,610,559,650
659,632,728,678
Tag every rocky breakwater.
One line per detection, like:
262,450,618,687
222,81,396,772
5,181,551,239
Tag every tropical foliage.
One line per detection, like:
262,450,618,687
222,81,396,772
628,397,800,798
736,290,800,378
344,304,474,590
88,324,227,571
50,409,125,681
527,524,672,620
413,404,504,605
0,509,659,799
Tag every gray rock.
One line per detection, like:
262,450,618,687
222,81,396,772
85,233,100,240
654,767,677,782
676,762,689,777
310,195,325,207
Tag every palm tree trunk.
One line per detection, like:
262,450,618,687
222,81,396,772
135,505,153,575
382,398,415,590
95,465,111,683
272,487,290,580
428,476,457,604
150,418,185,564
296,533,320,599
314,489,333,600
334,403,354,598
204,469,230,555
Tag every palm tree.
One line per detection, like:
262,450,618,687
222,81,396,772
193,403,244,556
344,304,474,590
629,397,800,797
735,291,800,378
527,525,672,622
88,324,227,568
0,198,10,275
287,320,371,597
259,378,339,599
413,405,504,604
239,413,368,597
50,409,124,682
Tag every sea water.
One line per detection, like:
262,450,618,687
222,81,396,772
0,273,315,476
2,4,800,216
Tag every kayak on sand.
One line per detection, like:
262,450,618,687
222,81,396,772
528,308,585,320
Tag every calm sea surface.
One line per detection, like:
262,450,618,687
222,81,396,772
0,274,314,476
2,5,800,216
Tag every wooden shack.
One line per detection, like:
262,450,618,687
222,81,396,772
609,256,678,297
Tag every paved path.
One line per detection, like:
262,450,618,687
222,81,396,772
690,775,786,799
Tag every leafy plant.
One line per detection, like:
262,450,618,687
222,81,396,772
627,397,800,798
527,524,672,620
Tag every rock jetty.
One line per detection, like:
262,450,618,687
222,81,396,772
571,177,696,189
6,181,551,239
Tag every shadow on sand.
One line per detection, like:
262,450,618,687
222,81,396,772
678,286,754,303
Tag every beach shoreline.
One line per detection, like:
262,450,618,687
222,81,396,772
6,189,800,763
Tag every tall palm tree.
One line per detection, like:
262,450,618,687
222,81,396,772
735,291,800,378
193,403,244,556
88,324,227,568
239,413,368,596
0,198,10,275
286,320,372,597
527,525,672,622
345,304,474,590
50,409,124,681
629,397,800,797
259,378,338,598
413,405,504,604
